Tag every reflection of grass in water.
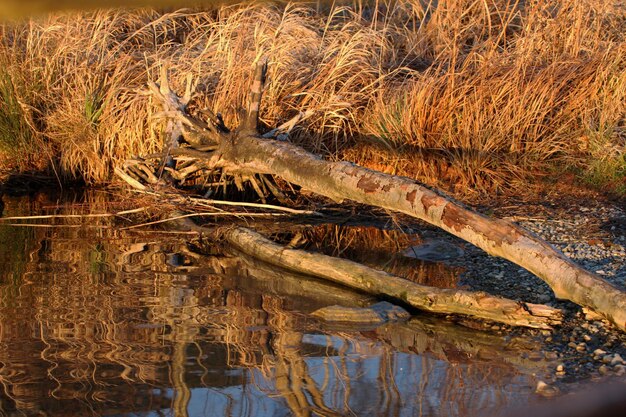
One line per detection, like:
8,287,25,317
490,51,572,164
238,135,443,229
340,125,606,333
0,192,543,415
0,222,543,416
88,242,108,274
0,207,34,297
300,224,461,288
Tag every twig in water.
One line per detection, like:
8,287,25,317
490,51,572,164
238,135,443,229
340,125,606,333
121,211,290,230
0,207,148,221
187,196,320,215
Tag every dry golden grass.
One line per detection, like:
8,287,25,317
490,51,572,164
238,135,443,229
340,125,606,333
0,0,624,193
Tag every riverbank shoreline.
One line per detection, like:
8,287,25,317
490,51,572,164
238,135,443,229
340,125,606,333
405,185,626,388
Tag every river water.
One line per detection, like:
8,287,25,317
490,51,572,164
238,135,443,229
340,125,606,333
0,191,552,416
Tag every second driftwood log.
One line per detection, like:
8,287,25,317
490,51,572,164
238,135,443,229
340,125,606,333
224,227,562,329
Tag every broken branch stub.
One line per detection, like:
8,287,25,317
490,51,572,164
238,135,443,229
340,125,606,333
242,57,268,134
132,59,626,332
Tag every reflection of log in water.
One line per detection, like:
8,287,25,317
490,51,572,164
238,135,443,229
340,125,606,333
227,253,553,416
374,318,547,370
232,248,551,375
0,202,551,416
229,252,377,312
171,340,191,417
167,257,195,417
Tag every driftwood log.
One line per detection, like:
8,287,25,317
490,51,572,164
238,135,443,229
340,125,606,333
225,226,561,329
119,59,626,331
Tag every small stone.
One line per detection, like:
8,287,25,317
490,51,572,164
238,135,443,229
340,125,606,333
311,301,410,324
599,365,610,375
576,343,587,352
615,365,625,376
610,354,625,366
568,342,578,349
556,364,564,372
535,380,560,397
544,351,558,360
593,348,607,358
582,334,592,342
602,355,613,364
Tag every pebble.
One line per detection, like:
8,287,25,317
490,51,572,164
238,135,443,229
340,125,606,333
593,348,607,358
535,380,560,397
555,363,565,376
611,354,624,366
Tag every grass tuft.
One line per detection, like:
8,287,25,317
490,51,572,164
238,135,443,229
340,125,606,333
0,0,624,195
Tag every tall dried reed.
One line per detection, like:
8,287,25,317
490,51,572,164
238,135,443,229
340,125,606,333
0,0,623,193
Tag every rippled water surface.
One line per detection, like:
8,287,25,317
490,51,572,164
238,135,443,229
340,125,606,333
0,192,551,416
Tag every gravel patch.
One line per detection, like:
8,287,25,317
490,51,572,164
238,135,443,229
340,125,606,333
410,199,626,387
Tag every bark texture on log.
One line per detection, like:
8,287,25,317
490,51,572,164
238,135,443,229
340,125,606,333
225,227,562,329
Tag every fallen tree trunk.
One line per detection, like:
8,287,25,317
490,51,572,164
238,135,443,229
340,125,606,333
120,59,626,331
225,226,562,329
208,249,555,372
